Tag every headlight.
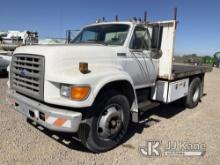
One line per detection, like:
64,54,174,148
60,85,71,97
60,84,90,101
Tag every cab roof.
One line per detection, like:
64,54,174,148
84,21,145,28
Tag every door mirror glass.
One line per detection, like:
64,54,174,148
151,25,163,50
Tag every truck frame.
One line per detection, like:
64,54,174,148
9,10,212,152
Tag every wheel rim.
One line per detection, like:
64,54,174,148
193,86,200,102
97,104,124,140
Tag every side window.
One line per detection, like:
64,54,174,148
130,27,150,50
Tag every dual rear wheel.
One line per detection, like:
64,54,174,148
184,77,202,108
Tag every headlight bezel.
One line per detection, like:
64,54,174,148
60,84,91,101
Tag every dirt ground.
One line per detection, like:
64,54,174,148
0,69,219,165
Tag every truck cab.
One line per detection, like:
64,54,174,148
9,19,212,152
72,22,159,87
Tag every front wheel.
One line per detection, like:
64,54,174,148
78,91,130,153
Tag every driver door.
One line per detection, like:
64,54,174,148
125,26,158,88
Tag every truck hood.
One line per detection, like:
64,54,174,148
13,44,124,82
14,44,118,60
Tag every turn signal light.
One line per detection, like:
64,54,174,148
70,86,90,101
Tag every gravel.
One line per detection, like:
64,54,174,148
0,69,220,165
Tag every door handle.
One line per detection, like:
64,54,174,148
117,53,126,57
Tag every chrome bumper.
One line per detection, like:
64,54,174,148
9,90,82,133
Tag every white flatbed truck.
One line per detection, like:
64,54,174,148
9,12,212,152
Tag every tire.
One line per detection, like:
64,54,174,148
78,90,130,153
184,77,201,108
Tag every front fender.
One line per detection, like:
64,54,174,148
91,70,135,99
44,66,137,108
89,69,139,115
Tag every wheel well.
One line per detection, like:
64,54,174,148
95,80,135,107
189,74,204,82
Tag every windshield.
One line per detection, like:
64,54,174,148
72,24,130,45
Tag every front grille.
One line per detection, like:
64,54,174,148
10,54,45,101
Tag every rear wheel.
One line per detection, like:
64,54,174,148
184,77,201,108
78,91,130,153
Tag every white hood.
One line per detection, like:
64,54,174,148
13,44,122,82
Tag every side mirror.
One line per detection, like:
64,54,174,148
151,25,163,50
66,29,80,44
66,30,71,44
151,49,162,59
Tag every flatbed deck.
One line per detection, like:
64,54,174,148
158,64,212,80
171,65,212,80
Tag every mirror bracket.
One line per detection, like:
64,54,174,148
150,49,163,59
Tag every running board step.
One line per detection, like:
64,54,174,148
138,100,160,112
132,101,160,123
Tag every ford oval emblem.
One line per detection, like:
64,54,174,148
20,69,28,76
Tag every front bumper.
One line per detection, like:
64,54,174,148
9,90,82,133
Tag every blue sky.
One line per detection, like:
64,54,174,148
0,0,219,55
